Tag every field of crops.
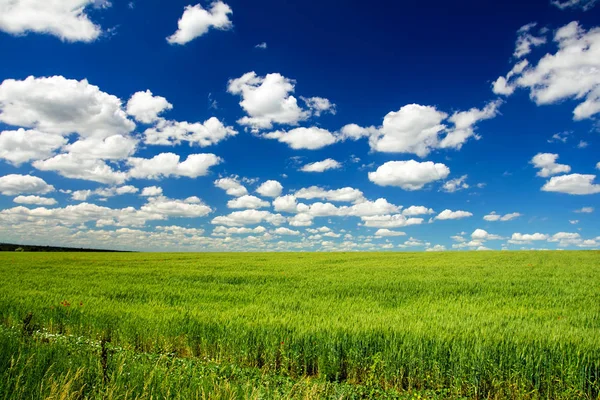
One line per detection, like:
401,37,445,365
0,251,599,399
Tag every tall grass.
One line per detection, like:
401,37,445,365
0,251,599,398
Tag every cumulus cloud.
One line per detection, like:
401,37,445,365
368,160,450,190
0,174,54,196
143,117,237,147
294,187,364,203
256,180,283,198
227,72,309,131
531,153,571,177
0,129,67,166
140,186,163,197
574,206,594,213
127,153,221,180
65,135,138,161
264,127,338,150
214,177,248,197
167,1,233,45
374,229,406,237
541,174,600,194
441,175,469,193
493,22,600,120
483,211,522,221
33,153,128,185
227,195,270,209
471,229,503,241
300,96,337,117
273,227,301,236
402,206,435,216
126,90,173,124
342,101,500,156
0,76,135,138
551,0,598,10
0,0,111,42
514,23,547,59
13,195,57,206
212,226,266,236
211,210,285,226
71,185,138,201
361,214,424,228
435,210,473,220
1,195,212,229
509,233,549,244
300,158,341,172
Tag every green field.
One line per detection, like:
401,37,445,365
0,252,599,399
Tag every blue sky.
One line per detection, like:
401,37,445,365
0,0,599,251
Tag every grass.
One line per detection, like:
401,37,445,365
0,251,599,399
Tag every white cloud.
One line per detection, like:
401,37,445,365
227,195,270,209
494,22,600,119
211,210,285,226
402,206,435,216
141,186,163,197
435,210,473,220
368,104,447,156
13,195,57,206
483,211,522,221
256,180,283,198
509,233,550,244
551,0,598,10
548,131,570,144
368,160,450,190
227,72,310,131
167,1,233,45
127,153,221,180
71,185,138,201
542,174,600,195
426,245,446,252
212,226,266,236
33,153,127,185
0,0,111,42
0,76,135,138
361,214,424,228
300,96,336,117
471,229,503,241
143,117,237,147
214,177,248,197
514,23,547,58
294,187,364,203
440,100,502,150
374,229,406,237
300,158,341,172
531,153,571,177
288,213,314,227
264,127,337,150
442,175,469,193
255,42,267,49
0,129,66,166
272,195,299,213
577,140,588,149
0,174,54,196
569,220,579,224
65,135,138,160
126,90,173,124
140,196,212,218
344,199,401,217
273,227,300,236
344,101,500,156
574,207,594,213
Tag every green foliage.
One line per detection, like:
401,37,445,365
0,251,599,399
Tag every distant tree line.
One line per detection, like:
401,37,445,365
0,243,131,252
